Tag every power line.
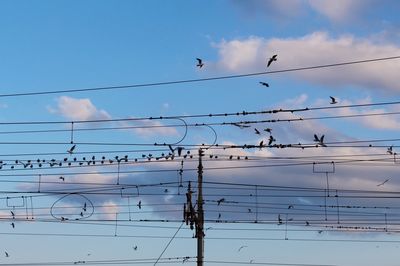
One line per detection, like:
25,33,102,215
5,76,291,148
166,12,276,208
1,55,399,98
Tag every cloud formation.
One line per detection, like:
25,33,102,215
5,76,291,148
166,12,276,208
214,32,400,92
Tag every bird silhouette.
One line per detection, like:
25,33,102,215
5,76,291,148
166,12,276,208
329,96,337,104
196,58,204,68
83,202,87,212
387,146,394,155
137,200,142,209
217,198,225,206
10,211,14,218
288,205,294,209
10,222,14,228
313,134,326,147
306,221,310,226
278,214,283,225
254,128,261,135
259,82,269,87
5,252,9,257
377,178,390,187
59,176,65,182
264,128,272,134
259,140,264,150
267,54,277,67
133,245,138,251
268,135,276,145
67,144,76,154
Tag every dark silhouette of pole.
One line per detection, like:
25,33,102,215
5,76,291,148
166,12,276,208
196,149,204,266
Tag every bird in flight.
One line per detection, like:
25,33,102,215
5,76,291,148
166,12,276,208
330,96,338,104
59,176,65,182
217,198,225,205
67,144,76,154
137,200,142,209
196,58,204,68
268,135,276,145
133,245,138,251
238,245,248,252
267,54,277,67
313,134,326,147
377,178,390,187
254,128,261,135
387,146,394,155
10,222,14,228
10,211,15,218
259,82,269,87
5,252,9,257
264,128,272,134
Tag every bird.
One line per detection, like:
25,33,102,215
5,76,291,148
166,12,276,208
313,134,326,147
164,188,169,193
278,214,283,225
196,58,204,68
288,205,294,209
259,81,269,87
10,222,14,228
5,252,9,257
259,140,264,150
218,213,221,219
306,221,310,226
59,176,65,182
133,245,138,251
217,198,225,206
238,245,248,252
377,179,390,187
10,211,15,218
267,54,277,67
67,144,76,154
248,208,252,213
264,128,272,134
83,202,87,212
329,96,337,104
137,200,142,209
268,135,276,145
387,146,394,155
254,128,261,135
177,147,184,157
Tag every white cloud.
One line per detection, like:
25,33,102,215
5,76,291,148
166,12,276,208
307,0,373,22
50,96,111,121
214,32,400,92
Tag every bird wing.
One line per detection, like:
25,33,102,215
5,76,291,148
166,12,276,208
196,58,202,63
314,134,319,142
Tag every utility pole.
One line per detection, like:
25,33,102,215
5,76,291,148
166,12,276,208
196,148,204,266
183,148,205,266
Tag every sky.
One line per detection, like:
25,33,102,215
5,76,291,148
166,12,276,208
1,1,400,265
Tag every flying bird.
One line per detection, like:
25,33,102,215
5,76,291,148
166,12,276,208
377,178,390,187
264,128,272,134
330,96,338,104
10,211,14,218
67,144,76,154
10,222,14,228
59,176,65,181
238,245,248,252
259,82,269,87
387,146,394,155
254,128,261,135
267,54,277,67
137,200,142,209
217,198,225,206
5,252,9,257
268,135,276,145
196,58,204,68
313,134,326,147
133,245,138,251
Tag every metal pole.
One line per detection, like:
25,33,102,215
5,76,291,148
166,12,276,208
197,149,204,266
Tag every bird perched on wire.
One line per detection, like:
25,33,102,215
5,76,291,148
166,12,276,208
259,82,269,87
330,96,338,104
267,54,277,67
196,58,204,68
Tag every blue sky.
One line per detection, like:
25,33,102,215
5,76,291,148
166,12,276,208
1,1,400,265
